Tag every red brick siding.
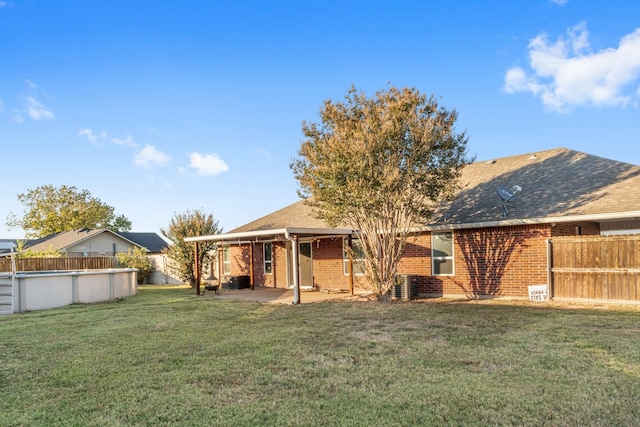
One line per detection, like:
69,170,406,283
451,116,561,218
422,225,551,298
226,225,554,297
551,221,600,237
227,245,250,277
311,238,369,290
247,242,287,288
397,234,432,276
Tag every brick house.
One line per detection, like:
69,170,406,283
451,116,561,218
186,148,640,300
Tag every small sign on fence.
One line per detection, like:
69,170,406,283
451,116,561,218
528,284,549,302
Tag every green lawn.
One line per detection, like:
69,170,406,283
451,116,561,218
1,285,640,426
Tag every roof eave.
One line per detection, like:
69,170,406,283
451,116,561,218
184,227,355,243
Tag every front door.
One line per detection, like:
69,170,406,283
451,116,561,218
298,242,313,288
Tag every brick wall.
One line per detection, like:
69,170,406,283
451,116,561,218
228,245,250,277
421,225,551,298
311,237,369,290
250,242,287,288
225,224,555,297
550,221,600,237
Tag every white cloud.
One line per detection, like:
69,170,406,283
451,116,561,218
11,109,23,123
0,2,8,7
78,128,107,144
134,145,171,169
19,80,54,120
504,23,640,112
254,147,274,162
111,135,138,147
189,152,229,176
26,96,54,120
550,0,567,5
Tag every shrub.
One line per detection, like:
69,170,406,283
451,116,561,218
116,247,153,284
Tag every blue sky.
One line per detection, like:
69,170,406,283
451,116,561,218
1,1,639,238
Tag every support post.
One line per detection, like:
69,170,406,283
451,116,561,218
292,235,300,304
348,234,354,296
194,241,200,296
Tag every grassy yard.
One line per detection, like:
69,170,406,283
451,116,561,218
1,286,640,426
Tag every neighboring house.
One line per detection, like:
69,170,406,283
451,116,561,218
186,148,640,301
2,228,181,284
118,232,182,285
22,228,141,256
0,240,18,257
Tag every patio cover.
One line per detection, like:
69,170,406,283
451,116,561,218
185,227,355,304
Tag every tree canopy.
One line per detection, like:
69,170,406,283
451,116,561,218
6,184,132,238
161,209,222,292
291,85,471,301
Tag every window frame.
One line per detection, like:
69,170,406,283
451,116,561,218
222,245,231,275
263,242,273,275
431,231,454,276
343,237,366,276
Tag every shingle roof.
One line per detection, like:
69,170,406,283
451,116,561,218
227,148,640,233
229,200,331,233
26,228,116,252
433,147,640,226
118,232,169,253
2,230,168,255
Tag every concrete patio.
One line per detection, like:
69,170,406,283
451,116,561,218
204,286,368,304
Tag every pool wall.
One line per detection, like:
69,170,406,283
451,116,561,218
12,269,137,313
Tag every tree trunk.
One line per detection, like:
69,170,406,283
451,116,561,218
377,289,393,303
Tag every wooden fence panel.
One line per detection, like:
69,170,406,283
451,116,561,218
0,257,116,272
552,235,640,302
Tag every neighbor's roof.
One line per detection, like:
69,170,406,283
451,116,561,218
429,147,640,228
118,232,169,253
25,228,142,253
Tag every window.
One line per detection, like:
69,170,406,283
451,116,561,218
343,237,366,275
223,246,231,275
432,232,454,275
263,242,273,274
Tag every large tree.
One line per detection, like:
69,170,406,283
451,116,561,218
291,85,471,301
161,209,222,293
6,184,132,238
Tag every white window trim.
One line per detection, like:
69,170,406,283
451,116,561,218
222,245,231,275
263,242,273,275
432,231,455,276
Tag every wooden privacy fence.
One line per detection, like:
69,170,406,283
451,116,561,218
0,256,116,272
551,235,640,302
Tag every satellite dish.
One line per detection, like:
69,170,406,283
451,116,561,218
497,185,522,216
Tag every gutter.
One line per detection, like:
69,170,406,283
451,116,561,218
184,227,354,243
423,211,640,232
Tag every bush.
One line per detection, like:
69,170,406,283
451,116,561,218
116,247,153,284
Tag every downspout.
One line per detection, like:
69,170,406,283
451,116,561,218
249,242,255,290
546,238,553,299
284,229,300,304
